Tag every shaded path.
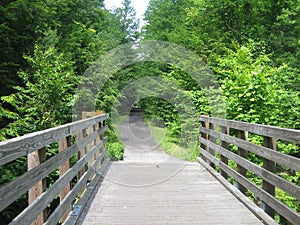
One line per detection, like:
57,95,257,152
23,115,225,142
120,111,176,163
77,112,266,225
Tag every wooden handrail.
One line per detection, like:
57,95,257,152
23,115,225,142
0,114,109,225
199,116,300,225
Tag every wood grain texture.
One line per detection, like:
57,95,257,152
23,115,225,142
28,148,46,225
59,135,72,223
237,130,248,195
220,126,229,179
199,148,300,225
200,126,300,171
10,139,107,225
0,114,109,165
0,127,107,212
200,137,300,200
79,161,265,225
199,116,300,225
200,116,300,144
45,149,107,225
262,136,276,218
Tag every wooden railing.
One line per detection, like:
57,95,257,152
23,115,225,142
0,114,109,225
199,116,300,225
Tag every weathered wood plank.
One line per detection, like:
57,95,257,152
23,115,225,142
237,130,248,195
44,149,107,225
262,136,276,218
200,116,300,144
197,157,278,225
220,126,229,179
80,161,265,225
0,126,108,212
59,135,72,223
200,127,300,171
10,139,107,225
199,148,300,225
0,114,109,165
64,159,111,225
200,137,300,200
28,147,46,225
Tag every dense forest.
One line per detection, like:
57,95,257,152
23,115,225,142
0,0,299,224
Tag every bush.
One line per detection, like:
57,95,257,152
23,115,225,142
106,142,124,160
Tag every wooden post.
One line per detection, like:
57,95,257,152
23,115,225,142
82,111,103,119
77,128,87,180
79,111,104,182
93,123,98,158
100,120,105,141
208,123,216,168
82,111,103,167
237,130,248,195
262,136,276,218
59,135,72,223
220,126,229,179
200,119,209,162
28,147,46,225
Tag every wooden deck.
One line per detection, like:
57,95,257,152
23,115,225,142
76,113,265,225
3,113,299,224
77,161,265,225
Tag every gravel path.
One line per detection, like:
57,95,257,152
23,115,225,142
119,111,178,163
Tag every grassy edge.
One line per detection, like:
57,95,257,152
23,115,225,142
144,117,199,161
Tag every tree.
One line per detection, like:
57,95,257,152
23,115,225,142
215,43,300,128
0,31,78,139
113,0,140,43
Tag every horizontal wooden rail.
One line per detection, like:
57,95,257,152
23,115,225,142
200,116,300,144
0,114,109,225
0,114,109,165
199,116,300,225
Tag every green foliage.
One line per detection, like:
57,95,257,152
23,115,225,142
106,142,124,160
1,32,78,138
0,0,139,222
1,0,299,223
146,118,199,161
105,128,125,160
113,0,140,43
215,44,300,127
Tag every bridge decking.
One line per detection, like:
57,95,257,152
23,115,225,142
2,113,299,224
74,113,266,224
78,161,264,225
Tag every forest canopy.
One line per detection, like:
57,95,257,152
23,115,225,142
1,0,299,137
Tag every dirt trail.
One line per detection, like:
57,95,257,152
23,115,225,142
119,111,178,163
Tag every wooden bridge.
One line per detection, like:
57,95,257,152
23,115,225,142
0,113,299,225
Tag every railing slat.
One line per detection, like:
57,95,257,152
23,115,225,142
10,138,107,225
200,137,300,200
199,148,300,225
0,114,109,165
0,126,108,212
200,116,300,144
199,116,300,225
44,147,107,225
200,127,300,171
